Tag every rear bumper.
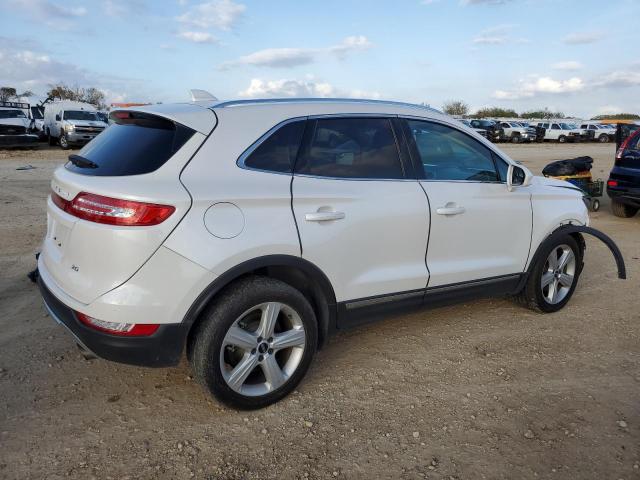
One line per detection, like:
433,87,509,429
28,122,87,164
38,276,187,367
607,187,640,207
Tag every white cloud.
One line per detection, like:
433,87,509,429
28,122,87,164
472,24,520,45
329,35,372,59
592,70,640,88
221,36,372,69
177,0,245,30
596,105,623,115
493,76,585,100
563,31,603,45
7,0,86,28
176,31,218,44
238,78,380,99
0,44,151,105
551,61,583,71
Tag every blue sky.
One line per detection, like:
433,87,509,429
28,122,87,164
1,0,638,118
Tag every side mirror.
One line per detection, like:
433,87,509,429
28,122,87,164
55,114,61,121
507,164,532,192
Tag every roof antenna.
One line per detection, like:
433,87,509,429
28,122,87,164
189,89,218,102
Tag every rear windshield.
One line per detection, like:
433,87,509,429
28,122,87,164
65,111,195,176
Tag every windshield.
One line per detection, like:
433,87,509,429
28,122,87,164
30,106,43,119
0,109,26,119
64,110,98,121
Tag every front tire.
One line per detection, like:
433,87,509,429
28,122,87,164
598,134,609,143
611,199,639,218
190,276,318,409
558,135,567,143
59,134,70,150
517,236,582,313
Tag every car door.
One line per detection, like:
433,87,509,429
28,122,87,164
401,118,532,287
291,116,430,306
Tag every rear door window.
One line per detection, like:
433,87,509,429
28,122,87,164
294,117,404,179
242,120,306,173
65,111,195,176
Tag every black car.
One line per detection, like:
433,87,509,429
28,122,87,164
607,128,640,218
469,119,504,142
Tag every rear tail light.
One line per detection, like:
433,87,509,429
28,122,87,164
76,312,159,336
607,180,618,187
51,191,175,226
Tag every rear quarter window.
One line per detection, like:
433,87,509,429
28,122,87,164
65,111,195,176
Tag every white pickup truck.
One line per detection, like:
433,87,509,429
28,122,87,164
530,121,584,143
498,121,538,143
580,122,616,143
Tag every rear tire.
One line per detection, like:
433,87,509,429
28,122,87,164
517,235,582,313
611,199,638,218
190,276,318,409
598,134,609,143
558,135,567,143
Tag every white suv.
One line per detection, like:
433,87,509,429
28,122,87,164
37,97,625,409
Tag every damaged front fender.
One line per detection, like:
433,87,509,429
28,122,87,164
530,225,626,280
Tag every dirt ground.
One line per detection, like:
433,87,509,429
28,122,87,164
0,143,638,480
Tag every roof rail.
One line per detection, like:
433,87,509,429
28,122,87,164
212,97,441,113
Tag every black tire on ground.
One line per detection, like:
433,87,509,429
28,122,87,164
59,134,69,150
598,134,609,143
558,135,567,143
510,134,520,144
611,199,639,218
591,199,600,212
516,235,583,313
189,276,318,409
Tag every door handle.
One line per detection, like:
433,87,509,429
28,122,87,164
436,204,465,216
305,211,345,222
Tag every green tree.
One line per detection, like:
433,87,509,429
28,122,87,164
520,109,565,120
591,113,640,120
442,100,469,116
0,87,17,102
474,107,519,118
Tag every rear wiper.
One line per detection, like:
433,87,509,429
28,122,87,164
68,154,98,169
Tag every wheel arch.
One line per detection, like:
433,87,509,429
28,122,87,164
518,224,626,292
184,255,337,356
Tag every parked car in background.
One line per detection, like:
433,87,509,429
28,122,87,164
0,102,39,148
498,121,537,143
44,101,108,149
607,129,640,218
36,96,625,409
580,122,615,143
457,119,487,138
531,122,582,143
470,119,504,142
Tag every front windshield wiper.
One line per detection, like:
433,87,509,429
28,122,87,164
68,154,98,169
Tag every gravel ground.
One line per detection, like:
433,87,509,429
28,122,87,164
0,143,638,480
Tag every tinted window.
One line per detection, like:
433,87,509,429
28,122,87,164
243,120,305,173
295,118,403,179
0,109,26,119
406,120,499,182
65,111,195,176
551,124,560,130
64,110,98,121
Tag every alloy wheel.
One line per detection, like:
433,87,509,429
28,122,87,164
219,302,306,396
541,244,576,304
